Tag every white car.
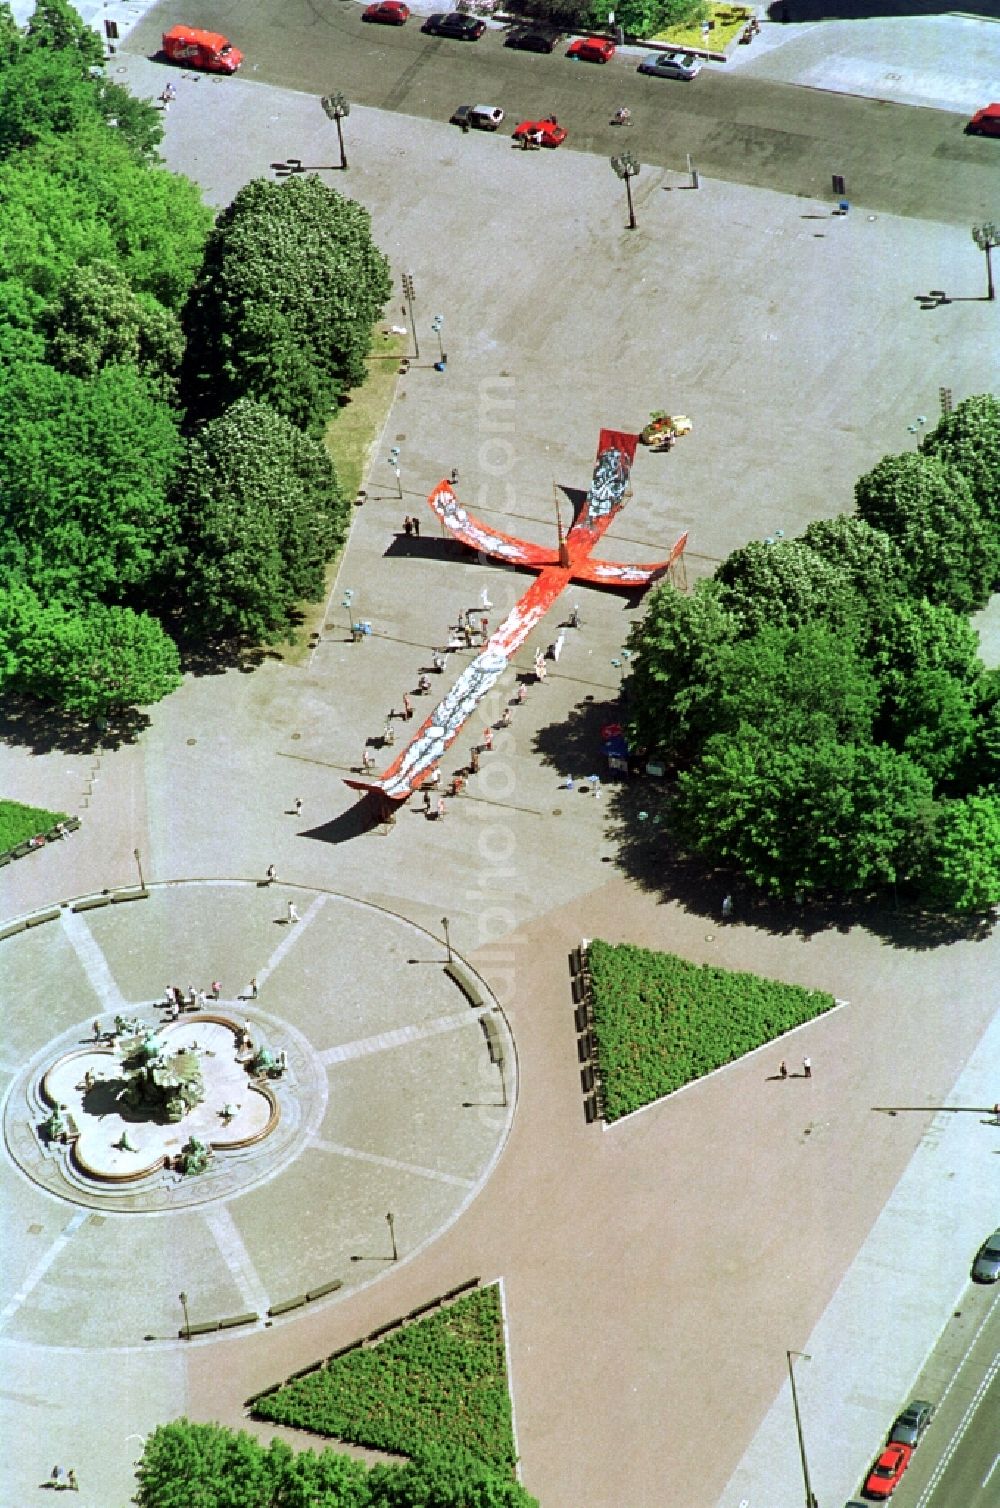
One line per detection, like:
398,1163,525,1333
638,50,702,81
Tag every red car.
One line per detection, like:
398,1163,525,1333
363,1,410,20
513,118,568,148
567,36,615,63
864,1443,913,1499
966,102,1000,137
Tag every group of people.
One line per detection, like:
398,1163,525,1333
401,514,422,538
162,982,222,1018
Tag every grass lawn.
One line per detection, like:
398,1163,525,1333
649,2,752,50
588,939,836,1121
0,799,69,852
276,328,407,665
251,1284,519,1476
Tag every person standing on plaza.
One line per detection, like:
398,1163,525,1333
402,692,413,721
287,901,300,924
249,976,258,999
265,864,277,885
437,796,446,819
802,1056,812,1078
291,797,302,817
211,980,221,1000
482,726,493,752
362,747,376,772
423,790,432,815
721,894,733,922
516,682,527,704
412,515,420,538
778,1060,788,1079
403,515,413,537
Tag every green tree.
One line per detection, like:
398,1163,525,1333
0,46,101,158
588,0,707,37
712,620,878,747
672,729,934,898
25,0,103,65
133,1420,280,1508
370,1448,538,1508
0,360,182,603
799,514,910,608
854,450,996,612
0,1,22,64
0,128,212,310
917,794,1000,913
888,668,979,788
184,175,392,430
95,76,164,163
3,584,181,717
626,580,738,758
45,260,184,397
714,537,855,636
179,398,347,642
920,392,1000,532
867,598,985,707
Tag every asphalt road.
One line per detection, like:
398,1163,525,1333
882,1286,1000,1508
126,0,999,224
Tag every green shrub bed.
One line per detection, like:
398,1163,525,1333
0,799,69,853
589,939,835,1120
253,1285,518,1476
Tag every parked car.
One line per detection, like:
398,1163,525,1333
638,50,701,80
889,1399,934,1447
363,1,410,23
451,103,504,130
423,12,486,39
863,1443,913,1500
512,117,567,147
567,36,615,63
966,103,1000,137
972,1227,1000,1281
161,25,242,73
506,27,559,52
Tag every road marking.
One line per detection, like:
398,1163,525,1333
203,1207,270,1320
308,1138,474,1188
983,1453,998,1490
318,1006,491,1065
913,1343,999,1507
60,908,128,1014
257,892,327,988
0,1210,88,1333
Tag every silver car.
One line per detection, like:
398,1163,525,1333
638,50,702,81
972,1228,1000,1282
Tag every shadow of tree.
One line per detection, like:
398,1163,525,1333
0,694,150,757
766,0,1000,18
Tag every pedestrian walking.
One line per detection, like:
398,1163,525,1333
498,706,512,728
265,864,277,884
802,1056,812,1078
450,773,465,797
450,467,459,485
778,1060,788,1079
437,796,446,819
211,980,221,1000
249,976,258,999
67,1469,79,1492
403,515,413,537
482,726,494,752
470,747,481,775
516,683,527,704
287,902,300,924
569,604,581,628
402,693,413,721
423,790,432,814
292,797,302,816
412,515,420,538
384,720,395,746
93,1020,101,1041
721,894,733,921
480,586,493,610
362,747,376,772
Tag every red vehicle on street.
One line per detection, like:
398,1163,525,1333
863,1442,913,1499
567,36,615,63
363,2,410,23
513,117,568,148
162,25,242,72
966,103,1000,136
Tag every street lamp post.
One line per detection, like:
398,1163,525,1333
386,1211,398,1261
321,92,350,169
133,847,144,890
786,1349,818,1508
497,1050,507,1108
179,1291,190,1340
431,313,446,370
342,587,355,638
971,220,999,301
441,916,452,963
387,445,402,499
611,150,640,231
402,272,419,359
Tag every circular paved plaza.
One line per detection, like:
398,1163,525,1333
0,882,514,1350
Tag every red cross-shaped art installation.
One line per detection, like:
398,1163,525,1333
344,428,688,818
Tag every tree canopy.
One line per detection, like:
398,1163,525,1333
184,175,392,431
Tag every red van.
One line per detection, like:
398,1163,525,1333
162,25,243,73
966,103,1000,137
